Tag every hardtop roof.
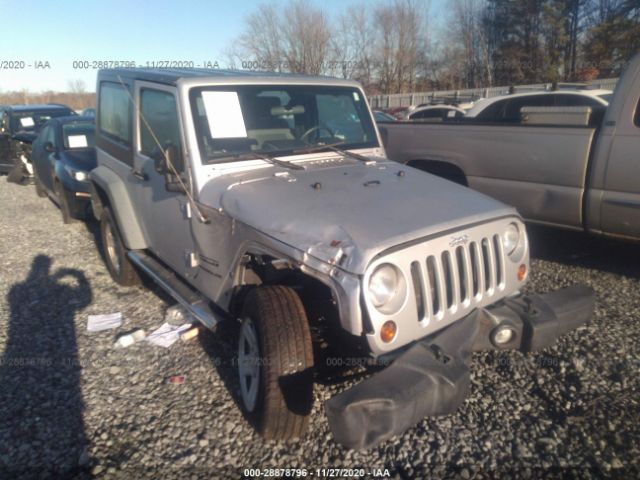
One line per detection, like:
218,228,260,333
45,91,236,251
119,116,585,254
98,68,361,88
7,104,74,112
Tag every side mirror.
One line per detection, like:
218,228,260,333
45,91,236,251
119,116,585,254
44,141,56,153
154,144,186,193
154,144,183,175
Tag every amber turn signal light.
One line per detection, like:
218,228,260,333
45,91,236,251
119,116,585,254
380,320,397,343
518,264,527,281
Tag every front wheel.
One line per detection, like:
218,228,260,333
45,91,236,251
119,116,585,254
100,207,140,286
54,181,77,224
34,172,47,197
238,286,314,440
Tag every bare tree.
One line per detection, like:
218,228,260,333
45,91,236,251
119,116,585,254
372,0,429,94
237,3,285,71
282,0,332,74
331,5,376,86
236,0,331,75
67,79,87,94
450,0,493,88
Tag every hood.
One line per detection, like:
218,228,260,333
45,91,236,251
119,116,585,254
12,132,37,143
200,159,516,274
60,149,97,171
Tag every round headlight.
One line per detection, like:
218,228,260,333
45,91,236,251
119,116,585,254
72,171,88,182
503,223,520,255
368,263,407,314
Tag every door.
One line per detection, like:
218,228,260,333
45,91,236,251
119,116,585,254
133,83,196,275
0,112,12,168
600,96,640,239
32,124,57,191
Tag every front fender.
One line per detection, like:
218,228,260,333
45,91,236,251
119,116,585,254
54,162,91,193
90,165,148,249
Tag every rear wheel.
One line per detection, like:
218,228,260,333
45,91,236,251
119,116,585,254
238,286,314,440
100,207,140,286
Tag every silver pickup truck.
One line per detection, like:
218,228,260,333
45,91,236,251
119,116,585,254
89,68,594,449
381,53,640,241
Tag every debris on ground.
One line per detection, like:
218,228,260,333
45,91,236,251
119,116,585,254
180,327,199,342
164,304,194,326
164,375,186,385
87,312,123,332
114,329,146,348
146,322,192,348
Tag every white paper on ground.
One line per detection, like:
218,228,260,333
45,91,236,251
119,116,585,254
201,91,247,139
146,322,192,348
87,312,123,332
19,117,35,127
68,134,88,148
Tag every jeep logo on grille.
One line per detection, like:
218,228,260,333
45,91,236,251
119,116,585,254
449,234,469,247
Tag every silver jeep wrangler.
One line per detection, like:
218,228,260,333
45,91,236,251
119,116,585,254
90,68,594,449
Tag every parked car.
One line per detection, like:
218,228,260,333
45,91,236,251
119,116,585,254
0,104,76,175
31,116,96,223
373,110,396,122
380,53,640,241
89,67,593,449
465,89,613,122
81,107,96,117
406,105,466,121
384,106,410,119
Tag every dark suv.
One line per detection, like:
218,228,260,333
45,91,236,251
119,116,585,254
0,104,76,174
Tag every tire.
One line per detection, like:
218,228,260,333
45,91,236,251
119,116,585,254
54,180,77,224
100,206,140,286
34,173,47,197
238,286,314,440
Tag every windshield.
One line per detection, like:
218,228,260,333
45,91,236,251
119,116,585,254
190,85,378,163
10,109,73,132
62,122,95,149
374,111,395,122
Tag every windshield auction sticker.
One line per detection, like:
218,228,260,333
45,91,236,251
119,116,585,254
201,91,248,139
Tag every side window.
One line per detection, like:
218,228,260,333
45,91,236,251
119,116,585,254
554,94,600,108
504,95,555,122
635,98,640,127
139,88,183,170
43,125,56,146
412,109,444,119
99,82,131,146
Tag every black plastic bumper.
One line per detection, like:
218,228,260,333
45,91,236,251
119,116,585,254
325,284,595,450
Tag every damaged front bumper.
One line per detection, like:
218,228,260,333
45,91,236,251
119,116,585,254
325,284,595,450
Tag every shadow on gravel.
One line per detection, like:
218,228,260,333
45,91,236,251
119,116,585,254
528,225,640,279
197,322,254,425
83,220,105,265
0,255,92,478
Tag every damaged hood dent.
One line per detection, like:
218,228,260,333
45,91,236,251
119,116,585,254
205,161,516,274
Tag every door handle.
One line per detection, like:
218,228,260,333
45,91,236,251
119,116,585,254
131,168,148,181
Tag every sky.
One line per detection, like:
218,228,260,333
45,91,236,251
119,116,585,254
0,0,446,93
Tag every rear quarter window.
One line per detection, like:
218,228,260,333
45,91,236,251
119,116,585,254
475,100,506,122
99,82,131,146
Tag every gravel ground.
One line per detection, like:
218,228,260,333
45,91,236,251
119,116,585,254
0,178,638,479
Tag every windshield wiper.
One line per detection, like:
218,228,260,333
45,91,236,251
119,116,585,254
224,152,305,171
293,142,373,164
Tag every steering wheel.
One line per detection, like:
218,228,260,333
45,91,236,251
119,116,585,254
300,125,335,143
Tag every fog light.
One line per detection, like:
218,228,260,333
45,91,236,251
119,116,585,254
380,320,397,343
518,264,527,281
493,325,515,345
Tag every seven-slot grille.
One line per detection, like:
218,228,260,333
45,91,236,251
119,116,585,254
409,234,505,323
